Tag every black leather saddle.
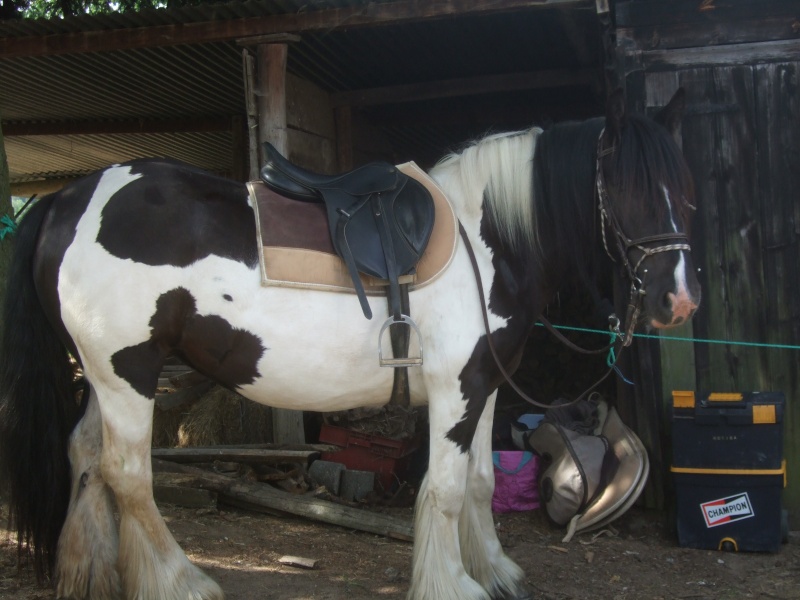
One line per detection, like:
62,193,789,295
260,143,435,322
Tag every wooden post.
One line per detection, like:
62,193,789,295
256,41,305,445
258,43,288,157
242,49,259,181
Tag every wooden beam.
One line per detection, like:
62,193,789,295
254,41,304,444
236,33,302,46
152,461,414,539
2,116,233,137
331,68,599,107
151,447,321,465
0,1,592,59
639,38,800,71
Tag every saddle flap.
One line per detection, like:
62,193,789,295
335,177,435,280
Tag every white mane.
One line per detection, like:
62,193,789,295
431,127,541,254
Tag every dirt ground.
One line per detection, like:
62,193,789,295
1,497,798,600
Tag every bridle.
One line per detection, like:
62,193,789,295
458,127,694,409
594,128,692,346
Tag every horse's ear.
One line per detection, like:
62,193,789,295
654,88,686,136
605,88,626,140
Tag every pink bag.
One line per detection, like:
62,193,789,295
491,451,540,513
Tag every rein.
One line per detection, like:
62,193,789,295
458,222,620,410
458,128,694,410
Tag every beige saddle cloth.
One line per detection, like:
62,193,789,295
247,161,457,295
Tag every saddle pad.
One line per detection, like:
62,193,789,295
248,161,457,294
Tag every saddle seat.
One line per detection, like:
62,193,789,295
260,143,402,202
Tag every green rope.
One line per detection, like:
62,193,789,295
534,321,800,352
0,214,16,241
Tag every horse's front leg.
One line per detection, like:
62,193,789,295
460,391,529,600
93,377,223,600
408,385,490,600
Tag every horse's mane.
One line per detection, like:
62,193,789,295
432,128,540,256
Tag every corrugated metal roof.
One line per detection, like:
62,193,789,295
1,0,603,189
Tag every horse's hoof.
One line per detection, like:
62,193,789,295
494,589,533,600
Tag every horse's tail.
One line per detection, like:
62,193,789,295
0,194,77,580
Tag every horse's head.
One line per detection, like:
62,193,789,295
598,88,701,330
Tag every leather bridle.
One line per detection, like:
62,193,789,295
459,127,694,409
594,128,692,346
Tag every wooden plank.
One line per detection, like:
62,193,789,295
151,447,320,464
242,48,260,181
331,68,599,107
752,61,800,521
641,39,800,71
617,15,800,53
153,483,218,509
0,0,592,59
334,106,353,171
3,116,233,137
678,66,767,392
151,462,414,540
236,33,302,46
278,555,319,569
286,73,336,141
286,127,337,173
616,0,799,28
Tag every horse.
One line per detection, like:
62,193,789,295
0,88,700,600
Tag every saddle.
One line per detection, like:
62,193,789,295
260,145,435,407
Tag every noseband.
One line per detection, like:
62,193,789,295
595,129,692,344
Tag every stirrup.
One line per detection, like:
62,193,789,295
378,315,423,367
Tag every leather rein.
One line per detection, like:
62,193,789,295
458,128,693,409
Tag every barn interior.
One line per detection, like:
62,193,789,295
1,0,621,468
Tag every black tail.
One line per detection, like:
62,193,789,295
0,194,77,580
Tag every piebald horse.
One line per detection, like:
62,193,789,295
0,89,699,599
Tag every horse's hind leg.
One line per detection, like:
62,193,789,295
459,392,528,600
56,387,121,599
92,376,223,600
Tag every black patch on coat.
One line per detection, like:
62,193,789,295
447,196,543,453
96,159,259,269
111,287,265,398
34,172,102,358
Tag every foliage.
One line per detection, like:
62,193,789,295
1,0,224,20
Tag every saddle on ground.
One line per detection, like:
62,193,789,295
259,143,435,321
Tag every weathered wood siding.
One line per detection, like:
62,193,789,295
616,0,800,518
